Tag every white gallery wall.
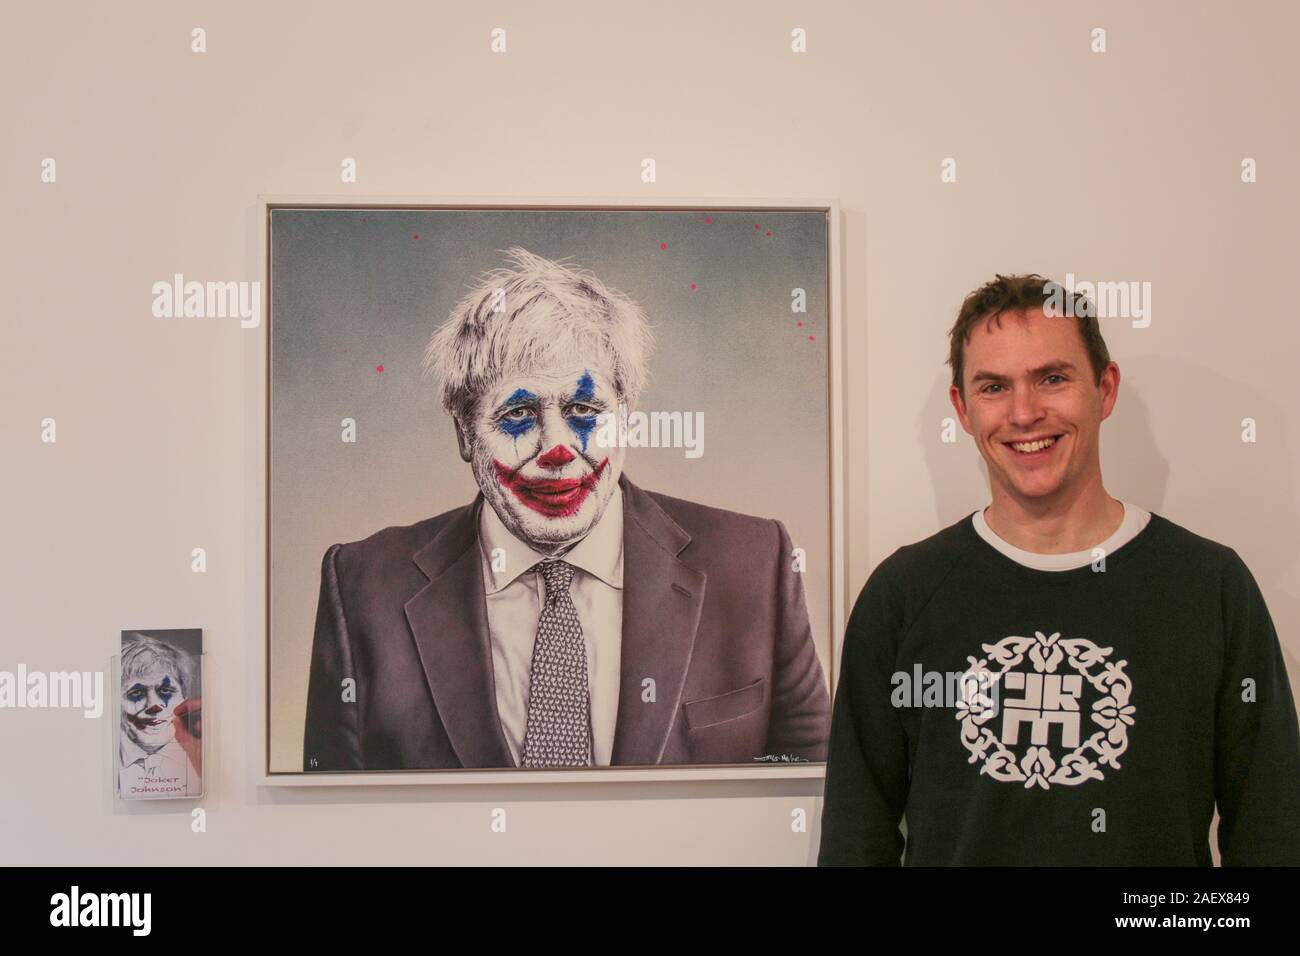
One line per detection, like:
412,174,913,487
3,0,1297,865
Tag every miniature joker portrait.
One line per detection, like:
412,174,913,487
119,634,202,797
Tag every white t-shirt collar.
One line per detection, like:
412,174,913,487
971,501,1152,571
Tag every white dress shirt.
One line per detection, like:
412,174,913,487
118,734,201,797
971,500,1152,571
477,485,625,767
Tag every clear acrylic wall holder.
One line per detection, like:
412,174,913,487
110,651,207,801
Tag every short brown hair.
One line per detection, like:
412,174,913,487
947,274,1111,396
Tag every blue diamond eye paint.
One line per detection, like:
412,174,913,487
567,371,597,451
504,388,538,405
567,413,596,452
499,416,536,439
497,388,538,439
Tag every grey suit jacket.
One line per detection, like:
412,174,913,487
303,474,830,770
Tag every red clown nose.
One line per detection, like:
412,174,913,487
537,445,576,469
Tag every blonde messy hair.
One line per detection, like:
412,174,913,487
422,247,656,426
121,634,194,696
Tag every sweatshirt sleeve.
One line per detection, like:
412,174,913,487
1214,551,1300,865
817,557,910,866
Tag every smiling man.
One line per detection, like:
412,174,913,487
302,247,830,771
818,274,1300,866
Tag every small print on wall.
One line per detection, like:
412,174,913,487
117,629,203,800
267,203,838,777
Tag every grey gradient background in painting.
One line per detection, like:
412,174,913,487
268,207,830,772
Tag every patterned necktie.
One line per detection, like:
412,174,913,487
521,559,592,767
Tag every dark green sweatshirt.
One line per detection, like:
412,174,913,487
818,512,1300,865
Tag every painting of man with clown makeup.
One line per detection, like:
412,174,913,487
118,631,202,798
303,247,830,771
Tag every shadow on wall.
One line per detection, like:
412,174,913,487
919,354,1300,691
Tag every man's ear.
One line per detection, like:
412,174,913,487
948,384,974,435
1098,361,1121,422
453,419,473,463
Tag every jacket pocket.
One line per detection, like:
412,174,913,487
682,677,766,731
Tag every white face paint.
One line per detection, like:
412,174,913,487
121,669,185,753
466,359,626,554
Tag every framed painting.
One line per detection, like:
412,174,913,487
259,198,844,784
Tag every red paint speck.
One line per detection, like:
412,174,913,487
754,223,761,230
376,364,385,372
690,282,697,290
797,321,803,328
766,230,772,237
413,234,419,240
660,242,667,250
704,216,713,224
808,335,815,341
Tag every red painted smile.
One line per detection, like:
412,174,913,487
127,712,167,730
494,458,609,517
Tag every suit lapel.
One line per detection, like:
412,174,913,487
403,476,706,770
404,495,514,768
611,475,707,765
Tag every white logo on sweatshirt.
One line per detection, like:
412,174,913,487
956,631,1134,789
